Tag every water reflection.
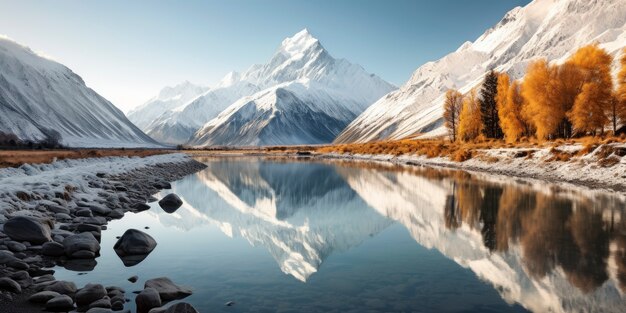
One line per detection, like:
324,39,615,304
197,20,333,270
149,157,626,312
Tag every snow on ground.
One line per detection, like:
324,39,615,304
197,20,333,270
0,153,190,218
320,143,626,194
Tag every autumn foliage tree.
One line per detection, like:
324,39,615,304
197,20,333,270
497,73,531,142
458,89,483,142
443,89,464,142
566,44,614,135
522,60,567,139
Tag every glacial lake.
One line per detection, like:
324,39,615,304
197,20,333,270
53,157,626,312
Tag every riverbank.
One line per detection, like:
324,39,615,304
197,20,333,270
188,140,626,193
0,149,174,168
0,153,206,312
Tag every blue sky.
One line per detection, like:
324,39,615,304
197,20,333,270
0,0,531,112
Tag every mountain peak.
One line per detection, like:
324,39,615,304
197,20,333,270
279,28,321,57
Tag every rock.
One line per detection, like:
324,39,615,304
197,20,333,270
76,209,94,217
77,224,102,232
6,241,27,252
113,229,157,257
0,250,19,265
128,275,138,283
8,260,29,270
28,290,61,303
225,301,235,306
136,287,161,313
148,308,166,313
63,232,100,258
89,297,112,309
44,280,77,295
62,258,97,271
10,270,32,288
158,194,182,213
3,216,52,244
87,308,114,313
55,213,72,220
144,277,192,301
109,209,124,219
111,300,125,310
132,203,151,212
76,283,107,306
42,241,66,256
0,277,21,293
46,294,75,311
164,302,199,313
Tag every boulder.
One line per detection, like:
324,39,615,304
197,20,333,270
3,216,52,244
144,277,192,301
28,290,61,303
136,287,161,313
6,241,27,252
87,308,114,313
46,294,75,311
113,229,157,257
63,232,100,259
158,194,182,213
0,277,21,293
76,283,107,306
42,241,66,257
89,297,112,309
43,280,77,295
165,302,199,313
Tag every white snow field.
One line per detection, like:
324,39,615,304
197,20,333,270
335,0,626,143
0,35,160,148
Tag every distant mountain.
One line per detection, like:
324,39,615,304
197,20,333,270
335,0,626,143
188,29,395,146
0,36,159,147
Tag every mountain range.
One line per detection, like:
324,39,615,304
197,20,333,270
0,35,158,147
335,0,626,143
130,29,395,146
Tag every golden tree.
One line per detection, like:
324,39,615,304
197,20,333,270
458,89,483,142
522,60,566,139
497,73,531,142
443,89,464,142
566,44,613,135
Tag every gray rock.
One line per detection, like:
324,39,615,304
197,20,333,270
0,250,19,265
0,277,21,293
113,229,157,256
164,302,199,313
87,308,114,313
76,209,94,217
144,277,192,301
42,241,66,256
109,209,125,219
136,287,161,313
132,203,151,212
8,260,29,270
77,224,102,232
6,241,27,252
76,283,107,306
3,216,52,244
89,297,112,309
63,232,100,259
46,294,75,311
158,194,182,213
55,213,72,220
128,275,138,283
28,290,61,303
43,280,77,295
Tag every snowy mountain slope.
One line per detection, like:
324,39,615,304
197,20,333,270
0,35,159,147
141,75,259,145
335,0,626,143
127,81,208,130
189,29,396,146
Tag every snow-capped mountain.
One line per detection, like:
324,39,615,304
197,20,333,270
127,81,208,130
335,0,626,143
188,29,396,146
0,36,159,147
131,74,259,145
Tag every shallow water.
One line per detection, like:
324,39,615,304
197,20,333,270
53,157,626,312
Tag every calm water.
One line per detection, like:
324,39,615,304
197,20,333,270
53,157,626,313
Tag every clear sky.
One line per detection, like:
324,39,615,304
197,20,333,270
0,0,531,112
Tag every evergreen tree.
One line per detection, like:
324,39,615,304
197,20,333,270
443,89,463,142
479,70,503,139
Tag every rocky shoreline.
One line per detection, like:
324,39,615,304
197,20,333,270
0,154,207,312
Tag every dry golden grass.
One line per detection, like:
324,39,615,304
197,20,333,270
0,149,171,168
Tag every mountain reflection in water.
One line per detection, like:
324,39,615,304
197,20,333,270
149,157,626,312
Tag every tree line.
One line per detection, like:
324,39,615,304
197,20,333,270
444,44,626,142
